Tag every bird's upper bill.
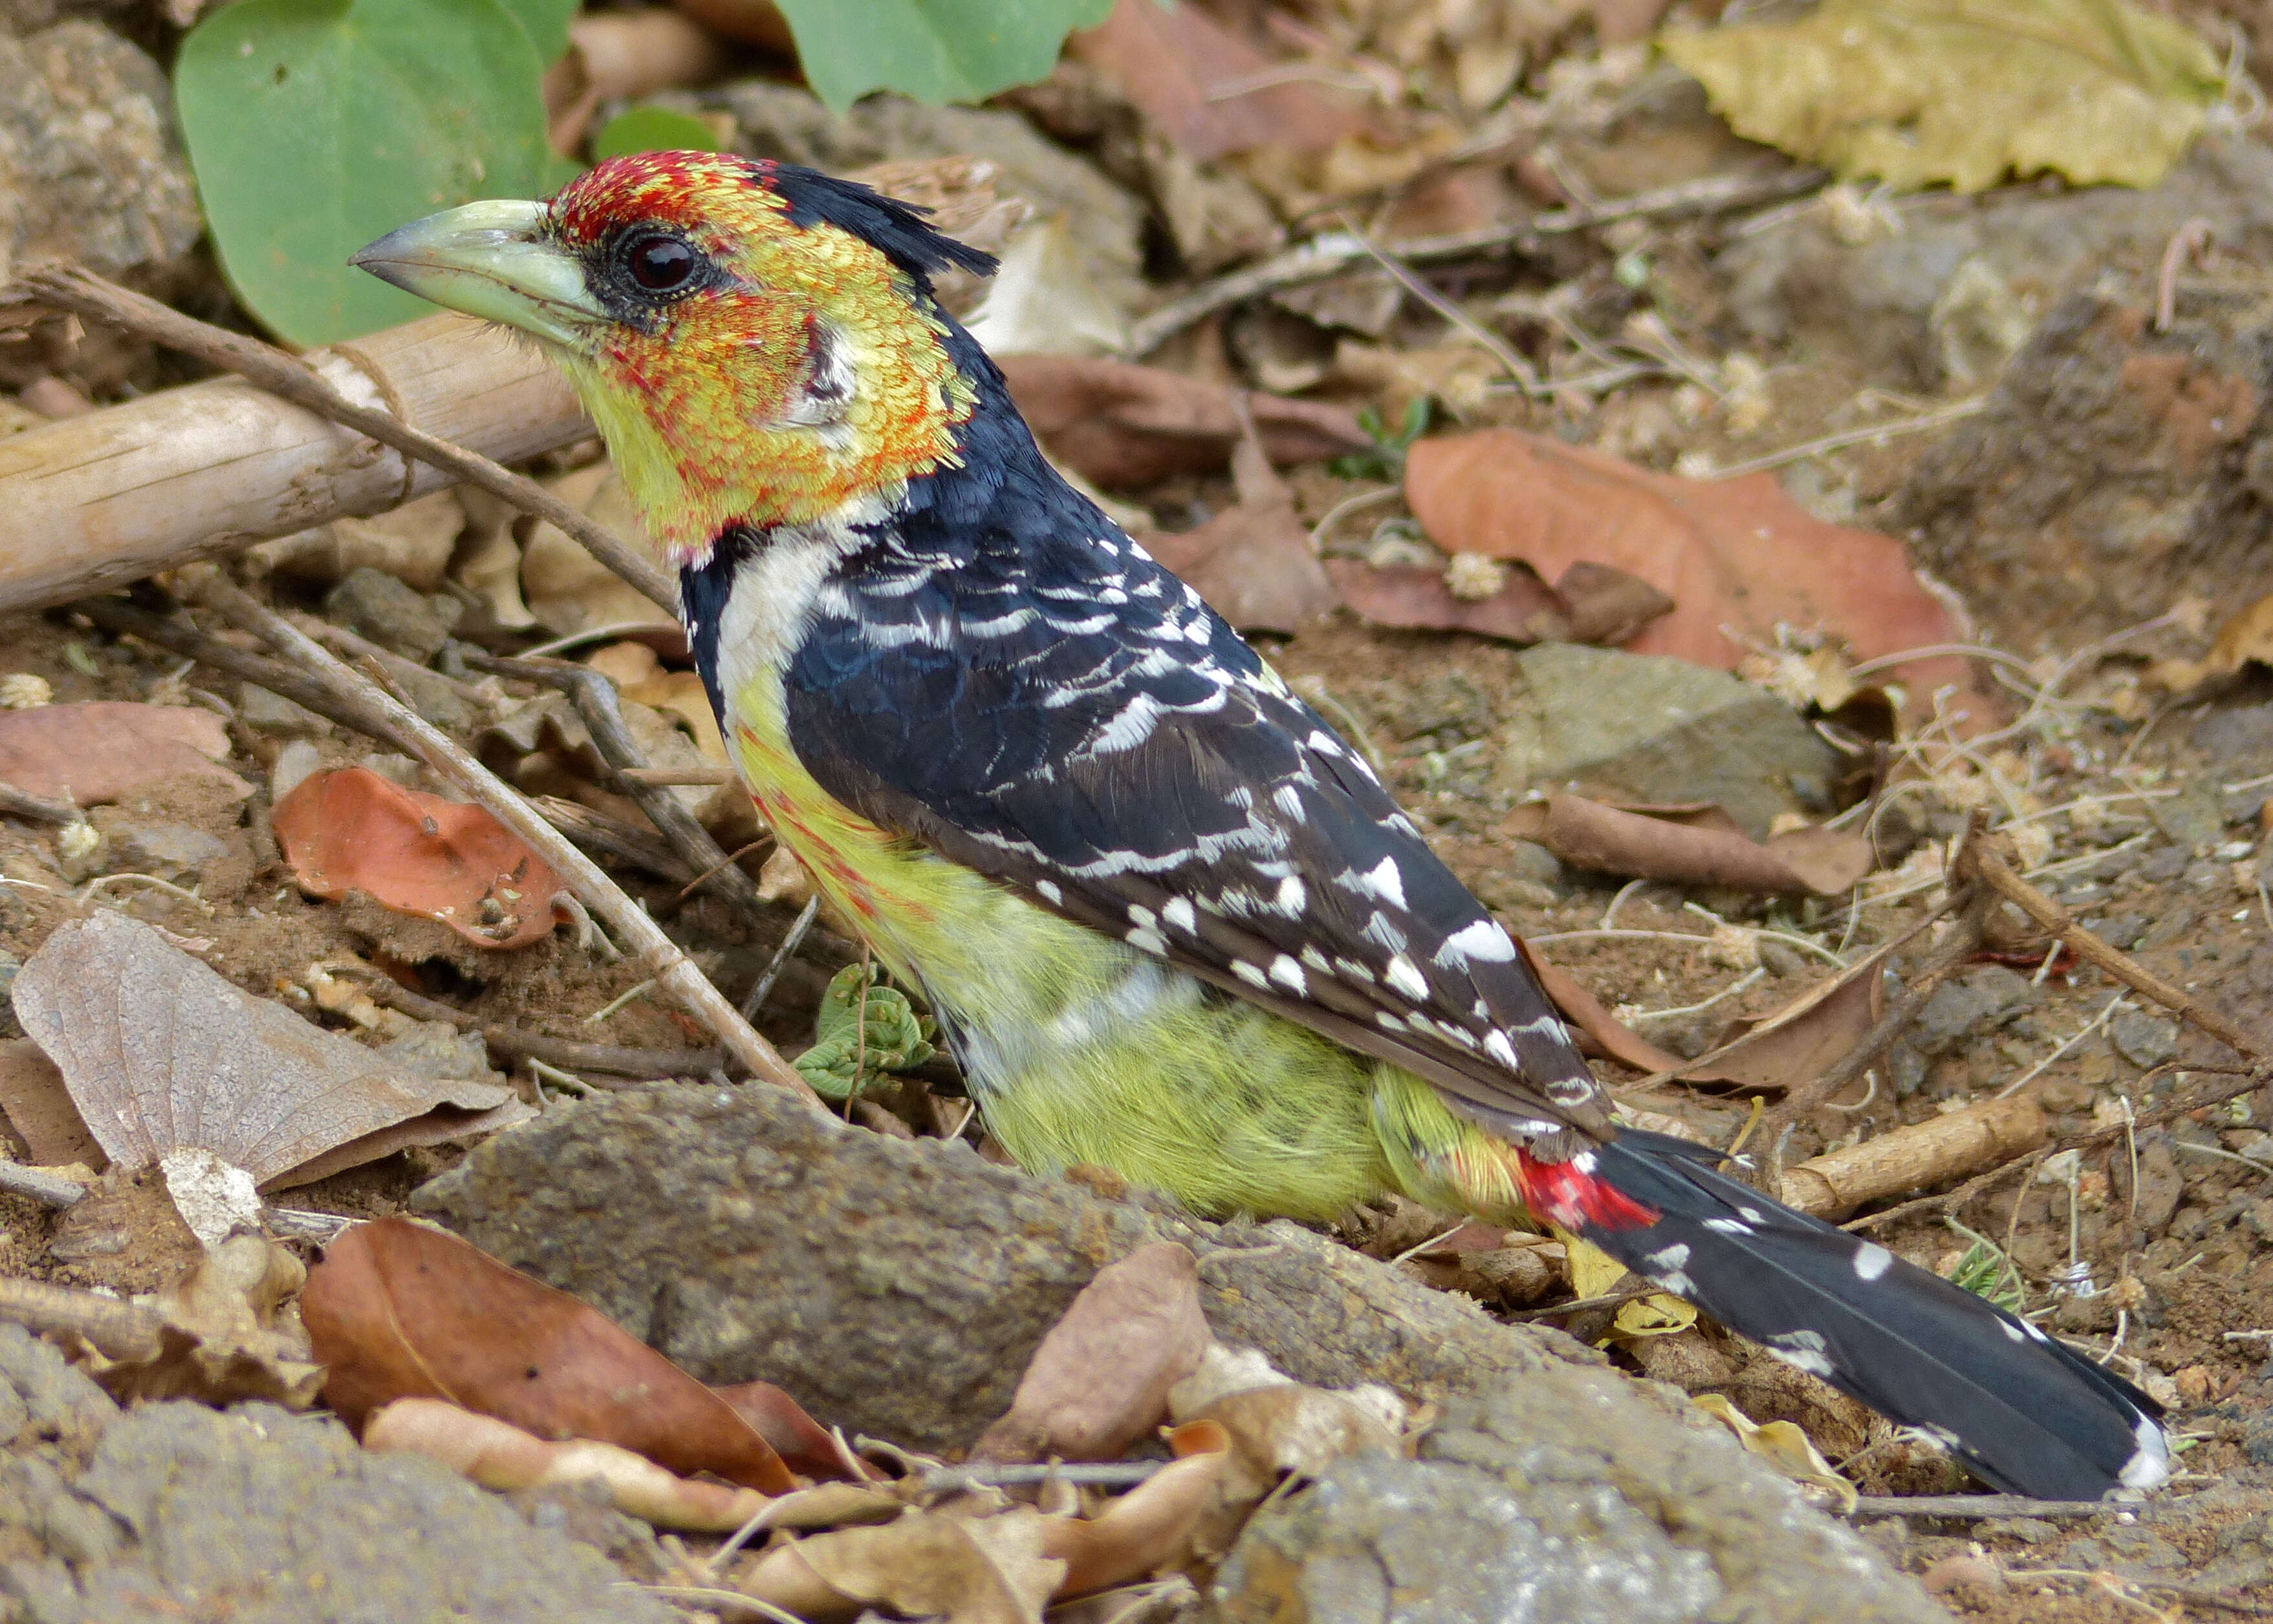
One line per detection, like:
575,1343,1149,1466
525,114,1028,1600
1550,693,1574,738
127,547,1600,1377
351,151,995,543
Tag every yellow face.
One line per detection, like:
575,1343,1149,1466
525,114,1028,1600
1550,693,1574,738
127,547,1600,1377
354,153,980,552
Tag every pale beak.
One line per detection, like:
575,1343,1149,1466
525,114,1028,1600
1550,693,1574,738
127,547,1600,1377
351,199,604,347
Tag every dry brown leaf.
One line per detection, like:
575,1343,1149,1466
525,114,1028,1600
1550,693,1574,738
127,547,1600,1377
1406,429,1986,720
1142,416,1338,634
1684,943,1888,1095
736,1506,1064,1624
365,1398,772,1532
1517,940,1686,1076
999,357,1370,490
1067,0,1368,161
274,766,569,950
10,913,525,1188
1042,1451,1229,1597
974,1242,1212,1465
0,700,248,804
301,1217,803,1493
1505,795,1875,895
60,1233,325,1408
1324,559,1564,642
624,669,729,763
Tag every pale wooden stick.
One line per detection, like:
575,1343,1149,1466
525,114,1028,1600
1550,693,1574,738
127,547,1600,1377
14,266,673,612
1779,1096,2047,1220
183,569,819,1104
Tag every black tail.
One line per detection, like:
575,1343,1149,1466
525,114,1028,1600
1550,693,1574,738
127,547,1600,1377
1578,1131,2166,1501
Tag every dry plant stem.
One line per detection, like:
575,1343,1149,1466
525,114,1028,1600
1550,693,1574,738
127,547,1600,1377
1849,1495,2136,1520
1849,1060,2268,1233
619,764,735,787
533,794,697,883
184,574,816,1101
464,651,772,933
76,595,420,757
1778,1096,2045,1220
0,781,77,825
17,266,673,612
0,1275,162,1359
0,1161,83,1209
299,616,495,709
1962,841,2267,1063
331,964,721,1079
1125,168,1823,356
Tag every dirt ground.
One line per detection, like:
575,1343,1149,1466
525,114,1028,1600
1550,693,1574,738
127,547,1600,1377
8,3,2273,1618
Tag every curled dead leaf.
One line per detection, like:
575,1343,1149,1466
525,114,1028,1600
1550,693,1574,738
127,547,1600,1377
301,1217,803,1493
1505,795,1875,896
999,356,1369,489
974,1242,1212,1465
366,1397,772,1532
1690,1392,1857,1513
734,1504,1065,1624
274,766,568,949
1042,1451,1230,1597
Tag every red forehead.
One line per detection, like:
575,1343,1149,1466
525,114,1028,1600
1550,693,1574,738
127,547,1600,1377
547,151,787,246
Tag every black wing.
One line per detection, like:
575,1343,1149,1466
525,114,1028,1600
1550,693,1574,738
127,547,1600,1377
767,502,1609,1147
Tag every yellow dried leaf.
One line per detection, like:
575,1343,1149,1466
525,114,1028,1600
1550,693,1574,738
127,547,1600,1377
1661,0,2224,194
1555,1228,1698,1341
1690,1392,1858,1513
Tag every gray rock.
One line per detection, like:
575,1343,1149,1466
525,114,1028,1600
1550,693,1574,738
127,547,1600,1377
2089,913,2147,951
1909,966,2038,1057
101,821,229,879
1212,1425,1720,1624
321,567,461,664
63,1403,673,1624
2060,1523,2186,1578
237,684,330,740
2110,1009,2181,1068
0,1325,115,1447
1494,644,1838,840
1721,138,2273,389
0,23,201,288
375,1018,497,1085
2138,847,2189,883
413,1084,1942,1622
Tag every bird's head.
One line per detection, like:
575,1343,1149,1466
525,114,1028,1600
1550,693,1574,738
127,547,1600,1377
353,153,997,554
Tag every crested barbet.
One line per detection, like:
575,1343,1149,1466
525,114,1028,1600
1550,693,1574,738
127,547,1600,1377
356,153,2166,1501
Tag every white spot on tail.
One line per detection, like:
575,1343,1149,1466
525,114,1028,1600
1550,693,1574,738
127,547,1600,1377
1437,919,1518,968
1852,1242,1894,1282
1343,855,1408,909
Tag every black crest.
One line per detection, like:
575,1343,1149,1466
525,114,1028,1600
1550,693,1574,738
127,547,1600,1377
754,160,998,290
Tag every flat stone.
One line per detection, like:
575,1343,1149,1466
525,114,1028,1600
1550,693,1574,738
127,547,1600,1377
414,1084,1944,1623
98,820,229,879
2110,1009,2181,1068
237,684,330,740
1494,643,1838,840
321,567,460,664
53,1402,671,1624
0,22,201,287
1911,966,2038,1057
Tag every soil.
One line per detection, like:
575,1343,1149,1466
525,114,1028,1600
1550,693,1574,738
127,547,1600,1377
7,16,2273,1621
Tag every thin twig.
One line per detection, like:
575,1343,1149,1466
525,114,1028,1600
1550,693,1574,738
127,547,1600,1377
0,1161,83,1209
744,894,820,1022
1699,396,1987,481
1124,168,1823,356
462,650,773,935
16,265,673,611
180,570,813,1099
1959,837,2265,1062
1848,1494,2142,1520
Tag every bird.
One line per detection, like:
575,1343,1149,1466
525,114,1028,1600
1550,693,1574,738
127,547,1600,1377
354,152,2167,1502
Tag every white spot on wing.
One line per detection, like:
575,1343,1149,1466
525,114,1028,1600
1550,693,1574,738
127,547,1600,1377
1384,954,1430,1001
1269,955,1307,993
1437,918,1518,967
1162,897,1196,933
1232,960,1270,990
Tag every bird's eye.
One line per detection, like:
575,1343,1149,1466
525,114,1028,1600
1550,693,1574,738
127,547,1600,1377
625,233,697,294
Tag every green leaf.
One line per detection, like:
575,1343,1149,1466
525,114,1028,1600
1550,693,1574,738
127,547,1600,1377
177,0,558,346
592,105,724,162
796,962,936,1101
1660,0,2225,194
774,0,1116,112
495,0,578,62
